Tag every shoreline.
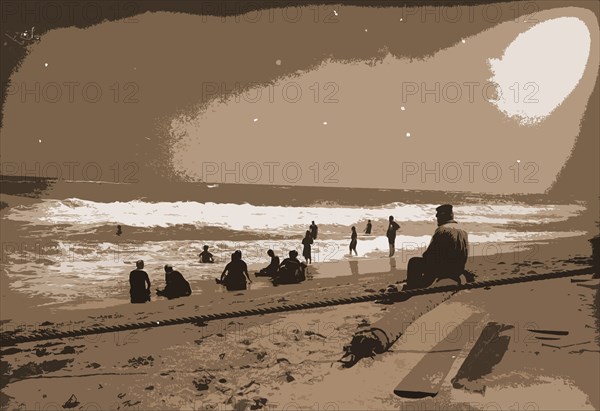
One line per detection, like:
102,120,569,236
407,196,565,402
1,248,597,410
1,234,595,338
0,191,595,322
0,194,598,410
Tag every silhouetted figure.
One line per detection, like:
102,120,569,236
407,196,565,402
257,249,280,277
274,250,307,284
116,225,122,236
199,245,215,263
349,226,358,256
364,220,372,235
129,260,151,303
219,251,252,291
302,230,313,264
404,204,471,290
386,216,401,257
310,221,318,240
157,264,192,299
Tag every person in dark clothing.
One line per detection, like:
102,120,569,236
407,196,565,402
116,225,123,236
219,251,252,291
199,245,215,263
157,264,192,299
257,249,280,277
364,220,372,235
386,216,401,257
309,221,318,240
274,250,307,284
302,230,313,264
349,226,358,256
404,204,472,290
129,260,151,303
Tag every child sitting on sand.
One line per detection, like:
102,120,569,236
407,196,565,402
199,245,215,263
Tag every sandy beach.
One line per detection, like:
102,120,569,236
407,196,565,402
1,1,599,409
1,217,597,410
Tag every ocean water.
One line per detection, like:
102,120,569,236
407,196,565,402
1,196,588,307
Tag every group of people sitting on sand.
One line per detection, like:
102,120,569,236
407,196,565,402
197,244,308,288
129,204,473,303
129,247,308,303
216,249,307,290
129,261,192,303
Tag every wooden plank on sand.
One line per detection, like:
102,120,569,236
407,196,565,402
393,313,484,398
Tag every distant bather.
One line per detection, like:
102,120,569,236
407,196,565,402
199,245,215,263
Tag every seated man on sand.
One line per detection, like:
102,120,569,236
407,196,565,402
157,264,192,299
274,250,307,284
404,204,474,290
256,249,280,277
129,260,151,303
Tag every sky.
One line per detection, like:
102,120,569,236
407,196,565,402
1,4,598,195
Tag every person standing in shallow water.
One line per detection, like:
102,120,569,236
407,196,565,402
349,226,358,256
302,230,313,264
386,216,400,257
309,221,318,240
129,260,151,303
364,220,372,235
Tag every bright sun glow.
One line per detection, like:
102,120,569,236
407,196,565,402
489,17,591,125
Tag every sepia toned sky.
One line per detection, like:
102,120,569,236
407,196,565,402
1,3,598,195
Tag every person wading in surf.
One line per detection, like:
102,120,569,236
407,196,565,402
349,226,358,256
199,245,215,263
386,216,400,257
309,221,318,240
302,230,314,264
364,220,372,235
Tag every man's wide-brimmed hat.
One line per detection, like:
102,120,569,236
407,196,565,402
435,204,453,215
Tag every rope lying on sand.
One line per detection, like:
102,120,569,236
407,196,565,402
0,267,594,346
